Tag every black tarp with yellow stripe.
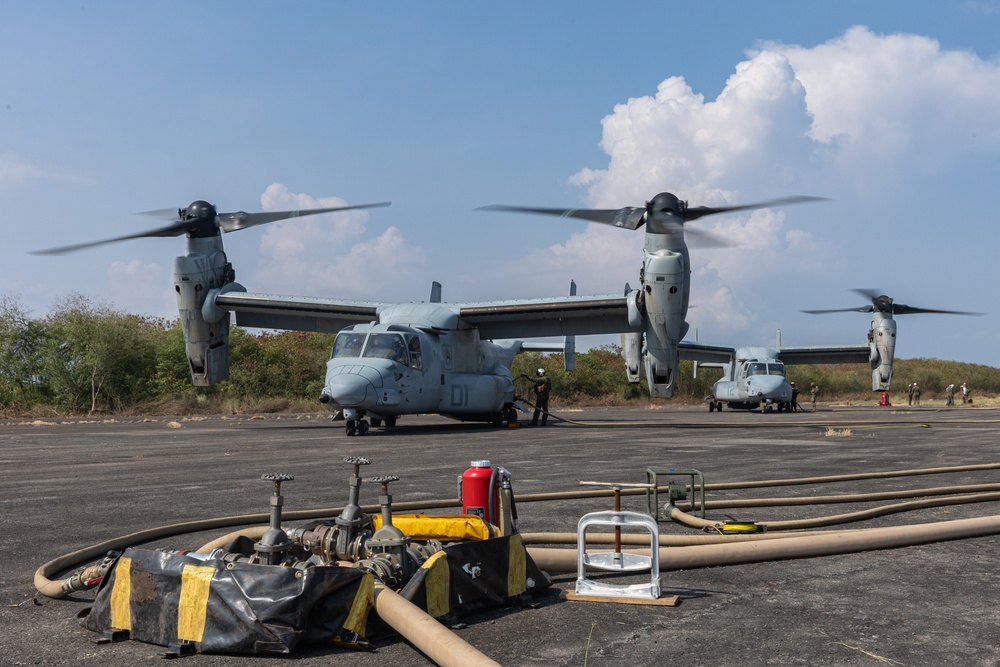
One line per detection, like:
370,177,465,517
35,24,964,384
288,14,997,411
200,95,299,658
81,548,373,654
399,533,550,620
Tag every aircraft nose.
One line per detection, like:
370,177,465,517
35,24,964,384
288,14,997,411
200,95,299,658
752,376,790,399
325,374,375,407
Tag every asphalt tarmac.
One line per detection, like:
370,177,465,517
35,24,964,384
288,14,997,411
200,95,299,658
3,404,1000,666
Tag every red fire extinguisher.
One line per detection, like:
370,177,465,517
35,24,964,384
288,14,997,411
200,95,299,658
460,460,519,534
461,460,496,523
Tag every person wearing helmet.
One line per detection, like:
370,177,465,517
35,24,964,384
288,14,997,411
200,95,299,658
529,368,552,426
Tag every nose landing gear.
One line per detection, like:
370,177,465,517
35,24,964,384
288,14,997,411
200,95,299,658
345,410,397,436
346,419,370,436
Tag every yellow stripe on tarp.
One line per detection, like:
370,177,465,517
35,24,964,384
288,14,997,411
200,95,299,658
423,550,450,618
177,564,215,643
508,533,526,596
343,572,375,636
110,556,132,631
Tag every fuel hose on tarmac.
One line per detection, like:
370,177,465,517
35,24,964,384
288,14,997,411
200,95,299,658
34,463,1000,666
526,514,1000,572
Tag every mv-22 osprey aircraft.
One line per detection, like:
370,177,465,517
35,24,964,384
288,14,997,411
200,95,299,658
38,192,822,434
665,290,983,413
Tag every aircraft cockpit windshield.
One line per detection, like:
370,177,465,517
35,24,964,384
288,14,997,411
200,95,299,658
332,332,365,358
746,362,786,377
331,331,422,369
364,333,409,364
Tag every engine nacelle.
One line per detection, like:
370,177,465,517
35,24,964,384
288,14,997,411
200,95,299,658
869,313,896,391
621,332,641,384
173,237,239,386
641,250,688,398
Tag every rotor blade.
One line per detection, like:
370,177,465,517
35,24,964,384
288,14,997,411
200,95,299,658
685,226,736,249
477,204,647,230
30,220,199,255
684,195,828,222
218,202,391,232
137,207,183,220
891,304,985,316
851,288,883,302
801,307,875,315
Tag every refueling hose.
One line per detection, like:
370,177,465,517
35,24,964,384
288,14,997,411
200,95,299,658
373,583,500,667
668,493,1000,531
37,462,1000,595
34,463,1000,666
527,514,1000,573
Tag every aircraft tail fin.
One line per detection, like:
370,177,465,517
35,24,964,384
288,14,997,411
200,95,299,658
429,281,442,303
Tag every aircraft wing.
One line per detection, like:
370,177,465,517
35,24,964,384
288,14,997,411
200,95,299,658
459,294,636,339
213,290,636,338
214,292,384,332
776,345,870,365
678,341,736,364
678,341,870,366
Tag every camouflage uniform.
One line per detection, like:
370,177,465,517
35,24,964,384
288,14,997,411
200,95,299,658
530,374,553,426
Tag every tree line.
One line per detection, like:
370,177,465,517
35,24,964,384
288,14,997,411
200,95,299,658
1,293,996,417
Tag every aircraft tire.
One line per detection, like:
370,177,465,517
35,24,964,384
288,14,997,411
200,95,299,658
370,418,383,428
359,421,370,436
505,407,518,425
385,416,397,428
346,419,357,436
708,402,715,412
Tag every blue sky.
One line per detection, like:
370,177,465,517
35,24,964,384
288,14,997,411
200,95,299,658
3,1,999,367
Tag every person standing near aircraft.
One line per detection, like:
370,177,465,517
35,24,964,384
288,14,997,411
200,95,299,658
529,369,552,426
947,384,955,407
907,383,914,406
912,383,921,406
810,383,820,410
790,382,800,412
962,382,970,404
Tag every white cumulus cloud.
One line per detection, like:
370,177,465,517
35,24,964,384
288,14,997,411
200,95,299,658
252,183,425,299
527,26,1000,348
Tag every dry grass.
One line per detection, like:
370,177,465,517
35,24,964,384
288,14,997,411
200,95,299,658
824,427,853,437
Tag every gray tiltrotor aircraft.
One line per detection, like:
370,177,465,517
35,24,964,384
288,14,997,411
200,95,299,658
675,342,869,412
802,289,983,391
34,199,621,435
656,288,984,413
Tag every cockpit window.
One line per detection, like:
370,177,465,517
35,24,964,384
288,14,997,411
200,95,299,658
362,333,408,364
768,363,786,376
407,334,422,370
331,332,365,358
747,362,768,377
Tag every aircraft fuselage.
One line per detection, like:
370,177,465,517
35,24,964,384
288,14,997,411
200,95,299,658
708,348,793,412
320,321,522,434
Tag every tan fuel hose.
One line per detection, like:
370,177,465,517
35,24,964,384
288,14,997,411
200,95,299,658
36,462,1000,594
668,492,1000,530
527,514,1000,572
34,465,1000,666
373,583,500,667
673,483,1000,511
